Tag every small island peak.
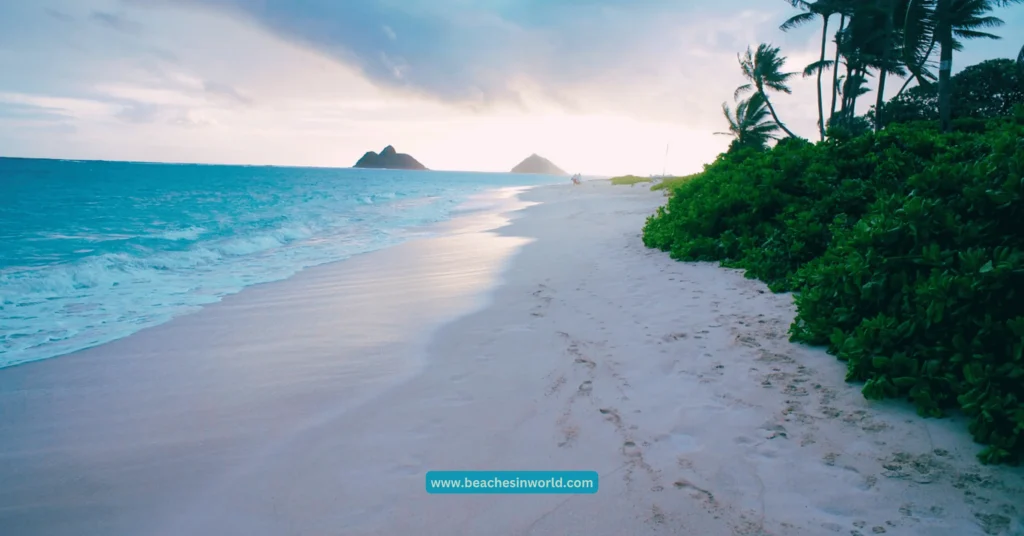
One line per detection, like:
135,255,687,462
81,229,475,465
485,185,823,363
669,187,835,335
353,145,427,170
511,154,567,176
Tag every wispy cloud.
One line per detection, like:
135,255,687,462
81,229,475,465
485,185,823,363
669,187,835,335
44,8,74,22
0,101,75,122
148,47,180,64
90,11,144,34
115,101,162,123
125,0,789,112
202,80,252,106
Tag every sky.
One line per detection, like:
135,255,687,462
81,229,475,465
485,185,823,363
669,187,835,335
0,1,1021,176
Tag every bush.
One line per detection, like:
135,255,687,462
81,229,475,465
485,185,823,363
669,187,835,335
650,173,700,196
643,118,1024,463
610,175,653,186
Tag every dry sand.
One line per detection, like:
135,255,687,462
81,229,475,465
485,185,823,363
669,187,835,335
2,180,1023,535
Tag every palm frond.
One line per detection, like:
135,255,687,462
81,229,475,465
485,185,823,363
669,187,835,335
958,15,1006,30
734,83,754,99
781,12,818,31
803,59,834,77
953,29,1001,40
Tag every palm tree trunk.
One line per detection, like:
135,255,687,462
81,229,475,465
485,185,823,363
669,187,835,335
842,67,854,119
848,67,863,119
816,14,831,141
829,13,847,126
874,2,896,133
761,92,797,138
874,69,889,132
1017,43,1023,76
937,0,953,132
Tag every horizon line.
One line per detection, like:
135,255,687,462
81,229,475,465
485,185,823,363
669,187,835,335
0,155,606,176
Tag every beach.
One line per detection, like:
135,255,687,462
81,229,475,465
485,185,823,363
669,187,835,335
2,180,1023,536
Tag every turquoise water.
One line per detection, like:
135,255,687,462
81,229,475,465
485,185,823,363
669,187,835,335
0,158,563,368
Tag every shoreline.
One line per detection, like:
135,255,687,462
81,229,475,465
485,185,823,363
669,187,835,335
0,185,538,371
2,180,1023,535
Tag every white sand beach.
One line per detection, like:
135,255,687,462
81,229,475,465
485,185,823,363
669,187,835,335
2,180,1023,536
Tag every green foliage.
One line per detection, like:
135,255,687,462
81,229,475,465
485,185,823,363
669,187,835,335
884,59,1024,124
717,92,782,150
609,175,653,186
650,174,700,196
826,114,874,140
643,119,1024,463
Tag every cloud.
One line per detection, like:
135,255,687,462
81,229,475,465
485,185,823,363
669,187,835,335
148,47,180,64
44,8,74,22
202,80,252,105
170,109,217,128
124,0,794,117
90,11,144,34
115,101,162,123
0,101,75,122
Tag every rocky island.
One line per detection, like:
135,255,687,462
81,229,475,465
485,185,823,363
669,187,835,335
354,146,428,170
511,154,568,176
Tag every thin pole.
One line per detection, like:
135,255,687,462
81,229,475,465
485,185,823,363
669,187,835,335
662,143,669,177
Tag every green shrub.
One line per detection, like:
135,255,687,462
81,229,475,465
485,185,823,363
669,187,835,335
643,118,1024,463
610,175,653,186
649,173,700,196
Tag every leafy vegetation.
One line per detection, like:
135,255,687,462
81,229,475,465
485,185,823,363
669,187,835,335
650,174,701,195
645,0,1024,463
716,92,783,152
610,175,654,186
884,59,1024,123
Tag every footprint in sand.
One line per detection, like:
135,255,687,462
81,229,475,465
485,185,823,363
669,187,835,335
545,374,567,396
879,452,946,484
661,332,688,342
734,334,761,348
574,357,596,368
783,383,809,397
649,505,667,525
759,422,789,440
598,407,624,430
673,479,717,508
558,426,579,448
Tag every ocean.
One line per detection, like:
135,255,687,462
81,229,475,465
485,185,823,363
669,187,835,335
0,158,564,368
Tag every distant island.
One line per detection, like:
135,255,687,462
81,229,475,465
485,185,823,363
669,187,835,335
354,146,427,170
511,154,568,176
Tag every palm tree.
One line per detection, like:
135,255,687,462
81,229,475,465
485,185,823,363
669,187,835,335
715,93,783,150
833,15,878,123
934,0,1023,131
894,0,939,99
735,44,800,138
1018,43,1024,76
833,0,914,132
836,67,873,122
829,11,849,125
781,0,843,141
869,0,901,132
